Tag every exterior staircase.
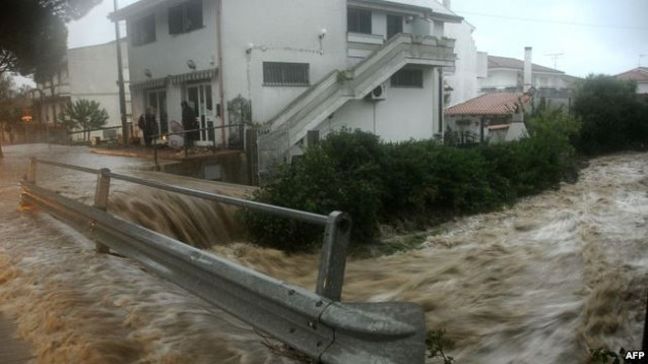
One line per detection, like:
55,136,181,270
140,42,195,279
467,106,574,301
258,33,456,175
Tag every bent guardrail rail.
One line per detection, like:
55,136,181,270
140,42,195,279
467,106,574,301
21,158,426,364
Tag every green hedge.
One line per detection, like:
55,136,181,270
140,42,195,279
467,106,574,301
243,113,580,252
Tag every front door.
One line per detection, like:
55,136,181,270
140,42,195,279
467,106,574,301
186,83,214,145
145,89,168,135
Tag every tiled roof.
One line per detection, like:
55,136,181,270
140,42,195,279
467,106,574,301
446,92,531,116
488,55,564,74
616,67,648,83
113,0,463,21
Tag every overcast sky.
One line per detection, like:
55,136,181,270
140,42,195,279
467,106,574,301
58,0,648,78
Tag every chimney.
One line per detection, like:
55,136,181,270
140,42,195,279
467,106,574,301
524,46,532,92
443,0,451,10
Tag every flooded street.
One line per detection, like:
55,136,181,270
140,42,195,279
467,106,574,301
0,144,646,363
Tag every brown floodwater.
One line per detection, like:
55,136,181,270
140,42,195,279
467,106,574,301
0,143,646,363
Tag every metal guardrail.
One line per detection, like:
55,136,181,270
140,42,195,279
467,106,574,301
21,158,426,363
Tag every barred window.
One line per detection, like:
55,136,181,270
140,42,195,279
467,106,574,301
391,69,424,88
132,14,156,46
348,8,372,34
169,0,203,35
263,62,310,86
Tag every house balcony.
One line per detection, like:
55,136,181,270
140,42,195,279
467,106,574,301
347,32,455,65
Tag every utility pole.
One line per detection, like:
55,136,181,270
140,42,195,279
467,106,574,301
114,0,129,144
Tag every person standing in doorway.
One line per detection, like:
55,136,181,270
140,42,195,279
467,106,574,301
181,101,198,148
140,107,158,147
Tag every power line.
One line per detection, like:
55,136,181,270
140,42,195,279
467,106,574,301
453,10,648,31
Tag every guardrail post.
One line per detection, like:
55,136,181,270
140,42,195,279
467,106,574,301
316,211,352,301
93,168,111,253
27,157,37,183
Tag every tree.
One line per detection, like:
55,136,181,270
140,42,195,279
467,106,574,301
0,73,29,158
58,99,109,142
0,0,100,80
572,75,648,154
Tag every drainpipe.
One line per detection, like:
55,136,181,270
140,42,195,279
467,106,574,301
216,0,227,147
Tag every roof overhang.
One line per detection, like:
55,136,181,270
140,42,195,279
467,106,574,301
348,0,463,23
131,68,218,90
110,0,185,21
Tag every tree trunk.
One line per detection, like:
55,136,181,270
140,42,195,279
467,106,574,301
0,139,4,159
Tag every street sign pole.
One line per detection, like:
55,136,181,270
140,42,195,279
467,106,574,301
114,0,129,144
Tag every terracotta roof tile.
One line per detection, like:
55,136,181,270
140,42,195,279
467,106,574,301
445,92,531,116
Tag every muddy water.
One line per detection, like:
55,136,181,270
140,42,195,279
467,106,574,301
0,144,647,363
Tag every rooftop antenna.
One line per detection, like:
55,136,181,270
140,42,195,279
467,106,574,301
545,52,564,69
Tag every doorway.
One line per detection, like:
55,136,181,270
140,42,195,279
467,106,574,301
186,83,215,144
145,89,168,134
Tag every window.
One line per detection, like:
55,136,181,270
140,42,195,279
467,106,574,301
263,62,310,86
132,14,156,46
391,68,424,88
387,15,403,39
169,0,203,35
348,8,372,34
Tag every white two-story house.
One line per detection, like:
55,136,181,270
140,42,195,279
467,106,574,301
110,0,460,174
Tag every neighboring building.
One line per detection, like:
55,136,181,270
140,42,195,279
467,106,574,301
445,91,531,144
616,67,648,95
35,39,131,141
35,63,71,127
110,0,462,174
480,48,578,109
440,0,486,107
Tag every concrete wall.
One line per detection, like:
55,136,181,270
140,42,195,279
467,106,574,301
444,20,479,106
221,0,348,123
126,0,219,85
320,67,441,141
67,40,131,140
480,68,568,91
638,83,648,94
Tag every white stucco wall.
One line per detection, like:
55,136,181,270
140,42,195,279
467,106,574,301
480,69,519,90
480,68,567,91
221,0,348,123
320,67,441,141
444,20,479,106
638,83,648,94
67,40,131,133
126,0,219,85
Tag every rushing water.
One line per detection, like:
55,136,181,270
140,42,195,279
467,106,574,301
0,144,646,363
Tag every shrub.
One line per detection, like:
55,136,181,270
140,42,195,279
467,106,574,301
244,115,580,252
243,130,384,251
